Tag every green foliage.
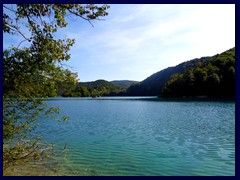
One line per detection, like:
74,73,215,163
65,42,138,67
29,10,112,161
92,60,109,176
3,97,68,169
75,80,126,97
127,57,206,96
162,48,235,98
75,86,91,97
110,80,139,89
3,4,109,170
3,138,47,168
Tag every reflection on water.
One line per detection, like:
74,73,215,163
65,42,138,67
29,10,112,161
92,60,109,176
4,97,235,176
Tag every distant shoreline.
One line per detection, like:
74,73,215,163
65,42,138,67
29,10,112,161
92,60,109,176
46,96,235,102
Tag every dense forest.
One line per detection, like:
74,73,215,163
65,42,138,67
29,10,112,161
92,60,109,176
126,57,208,96
161,47,235,98
62,80,127,97
111,80,138,88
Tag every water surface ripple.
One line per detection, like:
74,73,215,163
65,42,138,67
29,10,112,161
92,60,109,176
16,97,235,176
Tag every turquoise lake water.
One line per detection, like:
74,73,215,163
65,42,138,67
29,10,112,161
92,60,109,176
27,97,235,176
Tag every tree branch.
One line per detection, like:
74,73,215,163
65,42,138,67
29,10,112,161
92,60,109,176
23,9,42,38
66,8,94,27
21,145,39,159
17,39,29,49
4,21,30,41
37,9,45,26
3,5,17,13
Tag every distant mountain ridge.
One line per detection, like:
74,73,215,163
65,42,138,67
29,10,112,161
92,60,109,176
76,80,138,97
78,79,124,90
110,80,138,88
77,79,125,96
78,80,138,88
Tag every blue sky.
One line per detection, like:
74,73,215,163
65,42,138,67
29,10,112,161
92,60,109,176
4,4,235,82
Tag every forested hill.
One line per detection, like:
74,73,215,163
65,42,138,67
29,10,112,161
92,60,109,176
127,57,208,96
110,80,138,88
76,80,125,97
162,47,235,98
126,47,235,97
60,79,137,97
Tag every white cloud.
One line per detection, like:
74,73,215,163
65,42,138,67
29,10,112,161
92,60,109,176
4,4,234,82
75,4,234,81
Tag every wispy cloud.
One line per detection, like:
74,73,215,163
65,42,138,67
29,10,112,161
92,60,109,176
4,4,235,82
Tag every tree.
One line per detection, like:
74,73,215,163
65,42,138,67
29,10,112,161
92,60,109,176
72,86,90,97
56,69,79,96
3,4,109,169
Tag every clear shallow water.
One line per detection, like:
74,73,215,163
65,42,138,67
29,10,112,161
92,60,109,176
9,97,235,176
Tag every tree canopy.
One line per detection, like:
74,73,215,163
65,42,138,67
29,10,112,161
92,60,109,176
162,48,235,98
3,4,109,169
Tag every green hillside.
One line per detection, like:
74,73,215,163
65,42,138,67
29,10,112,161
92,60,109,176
126,48,235,97
162,47,235,98
76,80,126,97
127,57,207,96
111,80,138,88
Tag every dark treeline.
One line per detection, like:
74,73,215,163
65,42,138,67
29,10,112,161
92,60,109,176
111,80,138,89
61,80,126,97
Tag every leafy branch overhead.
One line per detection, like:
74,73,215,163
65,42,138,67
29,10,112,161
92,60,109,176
3,4,109,58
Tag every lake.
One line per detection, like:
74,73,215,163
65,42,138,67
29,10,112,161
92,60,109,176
5,97,235,176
